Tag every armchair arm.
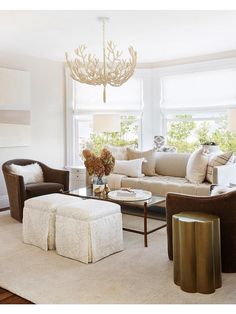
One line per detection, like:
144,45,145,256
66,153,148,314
166,191,236,263
212,163,236,186
40,164,69,191
3,172,26,222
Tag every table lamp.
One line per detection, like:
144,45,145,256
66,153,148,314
93,114,121,133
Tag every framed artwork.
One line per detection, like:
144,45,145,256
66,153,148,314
0,67,31,147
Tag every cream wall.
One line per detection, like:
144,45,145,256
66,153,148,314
0,53,66,208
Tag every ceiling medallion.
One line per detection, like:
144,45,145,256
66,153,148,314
65,17,137,103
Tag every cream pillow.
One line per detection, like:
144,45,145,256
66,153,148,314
206,152,234,183
113,158,145,178
127,148,156,176
9,163,44,184
186,148,208,184
104,145,133,160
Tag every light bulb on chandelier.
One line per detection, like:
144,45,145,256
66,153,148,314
65,17,137,103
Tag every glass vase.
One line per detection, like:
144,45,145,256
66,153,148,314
92,175,108,191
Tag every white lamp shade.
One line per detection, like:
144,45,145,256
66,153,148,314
227,108,236,131
93,114,121,133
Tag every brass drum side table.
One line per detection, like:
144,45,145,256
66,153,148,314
173,211,222,294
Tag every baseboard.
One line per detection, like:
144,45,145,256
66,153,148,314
0,195,9,209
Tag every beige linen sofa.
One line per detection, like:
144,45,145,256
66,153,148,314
110,152,236,197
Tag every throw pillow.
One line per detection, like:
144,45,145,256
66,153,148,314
206,152,234,183
113,158,145,178
127,148,156,176
9,163,44,184
186,148,209,184
104,145,134,160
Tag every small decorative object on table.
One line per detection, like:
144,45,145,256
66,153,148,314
116,188,137,198
82,148,115,194
104,183,110,195
108,189,152,201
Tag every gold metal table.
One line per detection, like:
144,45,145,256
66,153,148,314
172,211,222,294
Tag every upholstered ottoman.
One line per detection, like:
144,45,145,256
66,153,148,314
55,199,123,263
23,193,82,250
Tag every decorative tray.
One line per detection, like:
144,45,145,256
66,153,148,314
108,189,152,202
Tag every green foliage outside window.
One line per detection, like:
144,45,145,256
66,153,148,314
167,115,197,153
85,116,138,155
167,114,236,153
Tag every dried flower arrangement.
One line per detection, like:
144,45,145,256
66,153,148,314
82,148,115,179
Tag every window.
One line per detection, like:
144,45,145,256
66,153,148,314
67,74,143,166
166,113,229,153
74,114,140,165
160,68,236,153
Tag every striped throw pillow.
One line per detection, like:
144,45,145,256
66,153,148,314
206,152,234,183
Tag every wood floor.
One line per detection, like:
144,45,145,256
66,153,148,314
0,287,33,304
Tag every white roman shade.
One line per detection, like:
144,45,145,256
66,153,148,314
73,77,143,113
160,68,236,113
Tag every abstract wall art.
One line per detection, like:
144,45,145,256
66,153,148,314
0,67,31,147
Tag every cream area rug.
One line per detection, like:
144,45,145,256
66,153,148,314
0,211,236,304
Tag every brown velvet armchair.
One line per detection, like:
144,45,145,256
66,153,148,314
166,191,236,273
2,159,69,222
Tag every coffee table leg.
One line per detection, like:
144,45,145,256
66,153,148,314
144,202,148,247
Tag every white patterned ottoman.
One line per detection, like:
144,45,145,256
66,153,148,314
23,193,82,250
56,199,123,263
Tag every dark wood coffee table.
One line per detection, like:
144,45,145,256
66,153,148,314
66,187,166,247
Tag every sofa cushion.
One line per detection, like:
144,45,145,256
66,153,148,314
25,182,64,198
121,175,210,197
155,152,190,177
127,148,156,176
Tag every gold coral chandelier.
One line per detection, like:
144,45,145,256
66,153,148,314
65,17,137,103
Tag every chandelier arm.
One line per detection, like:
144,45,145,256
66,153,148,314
109,65,136,86
105,48,137,86
71,47,104,84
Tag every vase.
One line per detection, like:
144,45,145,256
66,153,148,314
92,175,108,191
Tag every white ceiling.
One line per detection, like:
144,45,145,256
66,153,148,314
0,10,236,63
